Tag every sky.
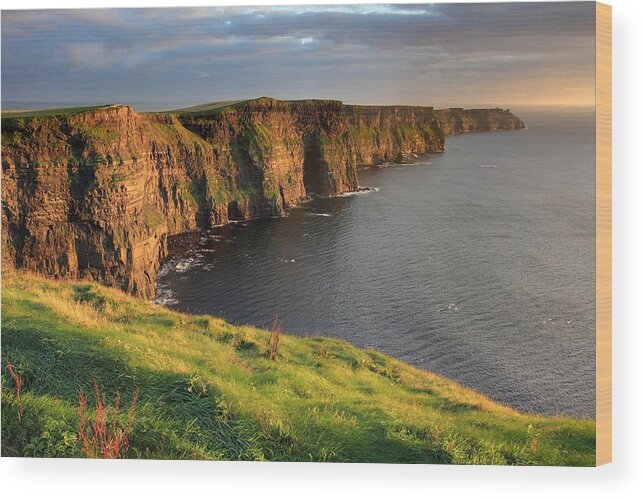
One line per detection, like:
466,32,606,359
1,2,596,111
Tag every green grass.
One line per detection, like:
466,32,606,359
1,105,114,120
168,97,344,117
1,273,596,464
141,204,166,231
168,100,253,116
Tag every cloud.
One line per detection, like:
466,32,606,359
1,3,596,109
64,43,129,70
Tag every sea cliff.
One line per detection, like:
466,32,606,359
1,98,523,298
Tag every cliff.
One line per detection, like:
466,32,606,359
434,107,525,135
1,98,523,298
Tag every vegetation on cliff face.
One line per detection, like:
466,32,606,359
2,273,593,464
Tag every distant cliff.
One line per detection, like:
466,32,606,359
434,107,525,135
1,98,523,297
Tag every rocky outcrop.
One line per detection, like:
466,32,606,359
1,98,523,297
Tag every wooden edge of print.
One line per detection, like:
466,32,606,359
595,1,612,467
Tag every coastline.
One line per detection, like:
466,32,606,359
1,99,523,299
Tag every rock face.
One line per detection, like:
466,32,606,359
1,98,523,298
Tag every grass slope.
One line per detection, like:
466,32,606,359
1,105,114,120
1,273,595,464
168,99,252,116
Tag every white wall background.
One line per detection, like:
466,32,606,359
0,0,640,496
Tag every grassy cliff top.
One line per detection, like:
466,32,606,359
168,97,440,116
168,99,253,115
1,273,594,464
1,98,344,121
168,97,344,117
1,105,118,120
1,100,515,122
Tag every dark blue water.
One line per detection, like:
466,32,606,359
157,108,596,418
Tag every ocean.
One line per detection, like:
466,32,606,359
156,107,596,418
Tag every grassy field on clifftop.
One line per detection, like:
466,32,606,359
1,273,595,464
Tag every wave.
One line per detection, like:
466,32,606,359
339,186,379,197
435,303,459,313
175,256,203,273
156,262,173,279
154,287,179,306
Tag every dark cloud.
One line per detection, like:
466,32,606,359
1,3,595,110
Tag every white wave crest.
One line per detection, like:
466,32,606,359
156,262,173,279
155,288,178,306
175,257,202,273
339,186,379,197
